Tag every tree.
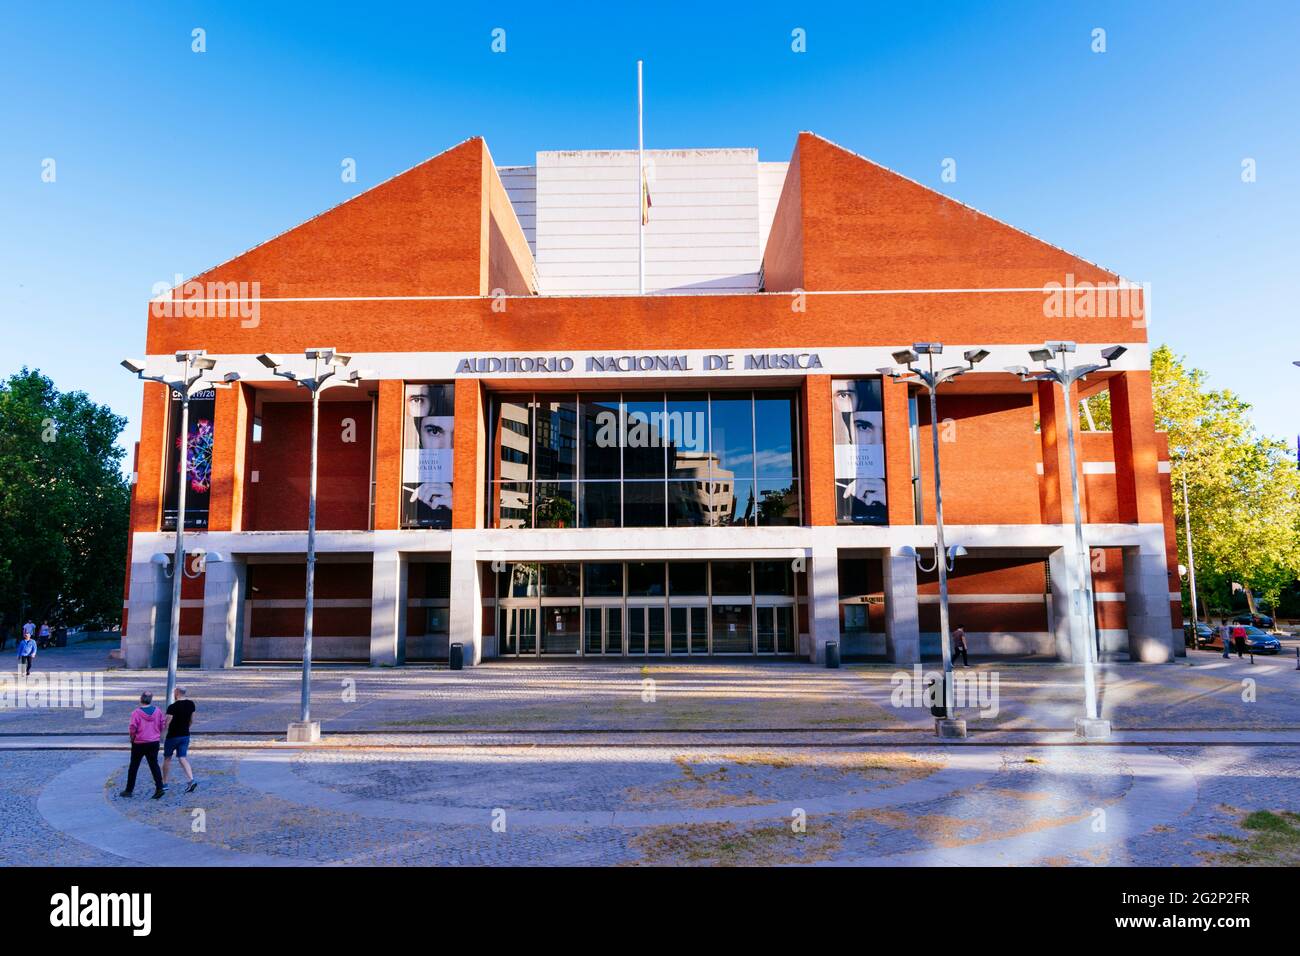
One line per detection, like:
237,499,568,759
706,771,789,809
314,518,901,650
0,369,131,636
1149,347,1300,615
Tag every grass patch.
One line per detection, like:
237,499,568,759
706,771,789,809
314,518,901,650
629,820,841,866
1203,810,1300,865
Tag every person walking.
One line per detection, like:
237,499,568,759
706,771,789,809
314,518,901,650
21,620,35,648
16,632,37,676
953,625,969,667
120,692,167,800
163,687,198,793
37,622,52,649
1233,624,1247,659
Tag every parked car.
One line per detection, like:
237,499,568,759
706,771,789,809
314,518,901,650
1185,622,1216,648
1240,626,1281,654
1233,613,1275,629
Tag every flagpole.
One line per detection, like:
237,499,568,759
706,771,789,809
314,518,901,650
637,59,645,295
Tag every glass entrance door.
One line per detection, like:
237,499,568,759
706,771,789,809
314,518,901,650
670,605,709,655
711,603,754,654
542,605,581,655
583,606,623,656
627,605,666,655
756,605,795,655
499,605,539,657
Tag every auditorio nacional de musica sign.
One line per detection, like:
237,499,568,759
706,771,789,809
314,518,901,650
453,352,826,375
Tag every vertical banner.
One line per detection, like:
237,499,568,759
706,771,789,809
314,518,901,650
162,388,216,531
832,379,887,524
402,384,455,528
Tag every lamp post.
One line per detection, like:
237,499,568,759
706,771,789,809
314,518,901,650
878,343,989,737
121,351,237,705
1178,457,1202,631
1008,341,1126,739
257,349,372,743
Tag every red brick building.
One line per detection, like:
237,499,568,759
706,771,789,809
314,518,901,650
122,133,1182,668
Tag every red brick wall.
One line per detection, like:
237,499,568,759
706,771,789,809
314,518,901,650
791,131,1120,292
917,393,1041,525
185,138,488,299
248,401,374,531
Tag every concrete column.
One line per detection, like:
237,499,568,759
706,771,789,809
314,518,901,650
806,546,839,665
448,545,483,665
1048,546,1083,663
369,553,406,666
883,549,920,665
1123,544,1177,662
200,558,245,669
124,554,170,669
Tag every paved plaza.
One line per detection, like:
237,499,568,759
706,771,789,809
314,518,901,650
2,641,1299,866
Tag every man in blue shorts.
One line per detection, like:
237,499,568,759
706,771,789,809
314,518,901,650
163,687,198,793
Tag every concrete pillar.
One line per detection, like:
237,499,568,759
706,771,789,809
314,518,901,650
806,546,839,665
448,545,483,665
883,549,920,665
200,558,245,669
124,553,170,669
1123,544,1177,662
369,553,405,666
1048,546,1084,663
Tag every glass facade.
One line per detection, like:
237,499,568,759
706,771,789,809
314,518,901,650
487,391,801,528
492,560,799,657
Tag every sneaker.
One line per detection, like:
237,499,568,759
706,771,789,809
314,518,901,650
151,788,166,800
118,790,134,798
185,781,198,793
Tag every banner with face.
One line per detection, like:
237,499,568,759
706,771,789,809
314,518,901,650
832,379,887,525
402,384,455,528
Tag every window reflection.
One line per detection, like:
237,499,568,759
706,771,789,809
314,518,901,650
488,390,800,528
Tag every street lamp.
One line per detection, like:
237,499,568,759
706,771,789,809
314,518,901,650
878,343,988,737
121,351,238,706
1174,448,1203,634
1007,341,1126,739
257,349,373,743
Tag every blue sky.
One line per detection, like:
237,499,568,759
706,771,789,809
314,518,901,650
2,1,1298,456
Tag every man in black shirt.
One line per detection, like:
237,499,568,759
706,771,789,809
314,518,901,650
163,687,198,793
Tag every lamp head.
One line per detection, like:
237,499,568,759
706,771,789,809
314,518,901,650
256,353,282,370
1100,345,1127,364
963,348,990,366
892,349,919,366
192,356,217,371
1029,348,1054,363
947,544,969,559
1005,365,1031,378
1044,341,1077,354
120,358,147,375
222,371,241,383
913,342,943,355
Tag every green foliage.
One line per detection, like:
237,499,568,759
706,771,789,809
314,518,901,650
1152,346,1300,614
0,369,131,634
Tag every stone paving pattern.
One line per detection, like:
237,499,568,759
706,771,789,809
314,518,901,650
3,643,1299,866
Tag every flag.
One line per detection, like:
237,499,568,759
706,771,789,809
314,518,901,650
641,164,652,226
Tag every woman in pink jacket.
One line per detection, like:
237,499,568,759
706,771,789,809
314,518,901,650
120,692,167,799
